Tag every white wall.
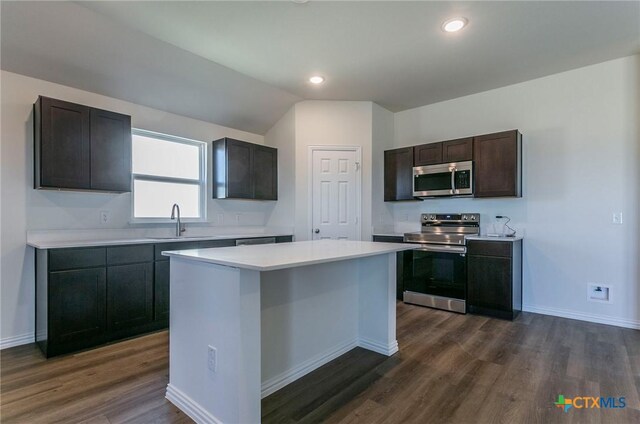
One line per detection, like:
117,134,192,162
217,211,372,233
265,101,379,242
371,103,395,232
264,107,296,229
390,56,640,328
3,53,638,346
293,101,374,242
0,71,271,345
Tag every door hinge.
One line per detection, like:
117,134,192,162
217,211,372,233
355,216,359,224
354,162,360,172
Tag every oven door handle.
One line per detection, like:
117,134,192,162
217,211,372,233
414,245,467,255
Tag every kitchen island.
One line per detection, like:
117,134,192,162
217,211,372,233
162,239,415,424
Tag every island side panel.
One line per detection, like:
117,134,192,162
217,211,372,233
260,260,359,398
357,253,398,355
166,257,261,424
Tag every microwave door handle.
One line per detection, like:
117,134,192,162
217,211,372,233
450,168,456,194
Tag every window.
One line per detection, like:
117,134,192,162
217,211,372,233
132,129,206,221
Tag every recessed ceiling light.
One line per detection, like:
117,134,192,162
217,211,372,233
442,17,468,33
309,76,325,84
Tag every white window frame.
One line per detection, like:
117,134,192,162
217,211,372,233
130,128,207,223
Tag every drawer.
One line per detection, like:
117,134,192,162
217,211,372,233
372,235,404,243
49,247,106,271
467,240,512,258
107,244,153,265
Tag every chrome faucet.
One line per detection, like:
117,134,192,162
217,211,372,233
170,203,186,237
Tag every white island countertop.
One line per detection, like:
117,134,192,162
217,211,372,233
162,239,416,271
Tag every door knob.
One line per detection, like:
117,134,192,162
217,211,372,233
314,229,320,234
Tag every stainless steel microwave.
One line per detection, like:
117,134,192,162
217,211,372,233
413,161,473,197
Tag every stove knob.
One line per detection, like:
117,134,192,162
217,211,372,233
462,215,468,220
470,215,476,220
430,215,436,220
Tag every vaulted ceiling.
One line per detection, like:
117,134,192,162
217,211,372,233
2,1,639,134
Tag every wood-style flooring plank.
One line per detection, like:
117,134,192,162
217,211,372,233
1,303,639,424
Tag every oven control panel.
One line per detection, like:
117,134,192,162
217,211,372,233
421,213,480,223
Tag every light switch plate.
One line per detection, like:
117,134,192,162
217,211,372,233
207,345,217,373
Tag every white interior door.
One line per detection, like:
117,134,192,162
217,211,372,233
311,148,360,240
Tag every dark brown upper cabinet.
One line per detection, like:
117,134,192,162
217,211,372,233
384,147,420,202
473,130,522,198
413,142,443,166
89,108,132,192
212,137,278,200
442,137,473,162
34,96,132,192
414,137,472,166
35,97,91,190
253,145,278,200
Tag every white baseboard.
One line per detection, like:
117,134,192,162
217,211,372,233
358,337,399,356
0,333,34,350
523,305,640,330
260,338,358,399
260,336,399,399
166,384,222,424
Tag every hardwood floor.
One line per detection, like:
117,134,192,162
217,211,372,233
1,303,639,423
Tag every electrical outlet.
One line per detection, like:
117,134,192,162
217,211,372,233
100,211,110,225
612,212,623,225
587,284,611,303
207,345,217,373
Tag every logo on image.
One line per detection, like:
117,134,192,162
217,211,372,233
554,395,626,413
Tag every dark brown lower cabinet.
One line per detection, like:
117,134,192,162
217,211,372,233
48,268,107,351
36,235,294,357
107,263,153,334
467,240,522,320
154,261,170,322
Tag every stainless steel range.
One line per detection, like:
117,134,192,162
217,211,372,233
402,213,480,313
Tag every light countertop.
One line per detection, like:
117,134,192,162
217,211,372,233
466,235,523,242
162,239,416,271
27,233,292,249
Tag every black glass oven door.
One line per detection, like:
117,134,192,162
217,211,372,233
404,249,466,300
